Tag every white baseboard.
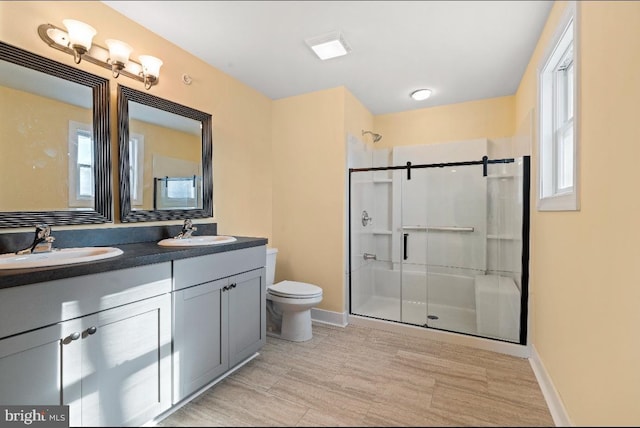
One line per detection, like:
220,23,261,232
529,345,573,427
311,308,348,327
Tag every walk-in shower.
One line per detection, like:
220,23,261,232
348,139,530,344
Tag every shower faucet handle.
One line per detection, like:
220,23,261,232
361,210,373,226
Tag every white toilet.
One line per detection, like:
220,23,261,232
265,248,323,342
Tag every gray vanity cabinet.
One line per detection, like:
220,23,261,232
173,277,228,403
67,294,172,427
0,263,173,427
0,323,66,407
172,246,266,404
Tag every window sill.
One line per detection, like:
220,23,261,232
537,192,579,212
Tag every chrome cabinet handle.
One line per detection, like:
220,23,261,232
63,332,81,345
87,326,97,335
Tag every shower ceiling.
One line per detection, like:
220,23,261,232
102,1,553,115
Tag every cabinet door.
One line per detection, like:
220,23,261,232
0,322,79,406
68,294,171,427
173,278,228,404
227,268,266,368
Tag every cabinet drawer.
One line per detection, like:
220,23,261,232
0,262,171,339
173,245,266,290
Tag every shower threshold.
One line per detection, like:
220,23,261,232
352,295,477,337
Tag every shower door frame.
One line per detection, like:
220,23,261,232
348,156,531,345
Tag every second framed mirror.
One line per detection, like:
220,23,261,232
117,84,213,222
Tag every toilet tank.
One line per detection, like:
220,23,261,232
266,248,278,286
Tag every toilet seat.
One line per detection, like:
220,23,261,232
268,280,323,299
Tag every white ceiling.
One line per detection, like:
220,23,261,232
102,1,553,115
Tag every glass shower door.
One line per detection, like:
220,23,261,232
401,164,487,336
400,168,428,327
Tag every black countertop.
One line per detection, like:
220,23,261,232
0,226,267,289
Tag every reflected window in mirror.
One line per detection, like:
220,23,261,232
117,84,213,222
68,120,94,208
0,41,111,228
129,133,144,206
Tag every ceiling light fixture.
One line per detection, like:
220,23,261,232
38,21,163,90
410,89,432,101
305,31,351,60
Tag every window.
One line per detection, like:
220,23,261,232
537,2,579,211
68,121,94,208
129,133,145,206
154,176,202,210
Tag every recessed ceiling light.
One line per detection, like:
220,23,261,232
305,31,351,61
410,89,432,101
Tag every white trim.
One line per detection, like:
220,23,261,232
348,314,530,358
529,345,573,426
311,308,348,327
537,0,580,212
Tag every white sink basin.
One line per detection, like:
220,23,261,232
0,247,123,270
157,235,237,247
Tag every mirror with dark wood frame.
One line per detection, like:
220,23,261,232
0,41,112,228
117,84,213,222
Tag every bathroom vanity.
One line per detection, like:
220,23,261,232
0,229,267,427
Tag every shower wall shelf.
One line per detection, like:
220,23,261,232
373,178,393,183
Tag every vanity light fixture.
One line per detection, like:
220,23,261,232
62,19,96,64
410,89,432,101
139,55,163,89
105,39,133,77
305,30,351,60
38,21,163,90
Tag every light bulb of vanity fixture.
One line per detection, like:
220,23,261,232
62,19,96,64
139,55,163,90
105,39,133,78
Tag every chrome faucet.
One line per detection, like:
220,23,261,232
175,219,197,239
16,224,56,255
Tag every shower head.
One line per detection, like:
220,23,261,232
362,130,382,143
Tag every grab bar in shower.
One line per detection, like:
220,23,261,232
401,226,475,232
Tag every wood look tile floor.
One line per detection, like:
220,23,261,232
158,324,554,427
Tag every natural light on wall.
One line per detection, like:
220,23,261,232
537,1,579,211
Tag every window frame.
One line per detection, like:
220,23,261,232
68,120,94,208
537,1,580,211
129,133,145,207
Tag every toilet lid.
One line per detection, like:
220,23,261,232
268,280,323,298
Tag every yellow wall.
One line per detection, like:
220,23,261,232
272,87,344,312
0,85,92,211
0,1,273,240
271,87,373,313
375,95,515,148
516,1,640,425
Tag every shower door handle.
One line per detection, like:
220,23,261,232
403,233,409,260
